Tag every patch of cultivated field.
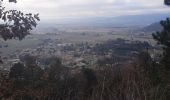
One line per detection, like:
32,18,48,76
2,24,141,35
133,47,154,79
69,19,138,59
0,27,156,55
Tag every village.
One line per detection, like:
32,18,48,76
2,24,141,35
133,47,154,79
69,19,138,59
0,32,155,72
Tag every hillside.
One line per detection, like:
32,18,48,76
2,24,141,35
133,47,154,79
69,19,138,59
141,22,163,32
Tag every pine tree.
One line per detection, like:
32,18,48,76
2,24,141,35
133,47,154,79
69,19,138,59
152,18,170,84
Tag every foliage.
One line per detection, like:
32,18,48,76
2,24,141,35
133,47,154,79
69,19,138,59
165,0,170,5
92,39,151,55
9,62,24,80
0,56,169,100
0,0,40,40
152,18,170,84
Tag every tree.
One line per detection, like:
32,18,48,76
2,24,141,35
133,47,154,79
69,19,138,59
45,57,70,84
152,18,170,85
9,62,25,80
165,0,170,5
24,56,43,81
0,0,40,40
152,18,170,71
8,0,17,3
81,68,97,97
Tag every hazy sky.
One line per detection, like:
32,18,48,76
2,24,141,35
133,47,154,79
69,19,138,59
3,0,170,21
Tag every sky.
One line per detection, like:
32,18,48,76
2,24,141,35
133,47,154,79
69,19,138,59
2,0,170,21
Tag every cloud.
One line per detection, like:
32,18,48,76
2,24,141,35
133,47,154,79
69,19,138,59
2,0,170,21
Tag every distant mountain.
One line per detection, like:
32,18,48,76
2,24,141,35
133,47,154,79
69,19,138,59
46,13,170,27
33,13,170,34
141,22,163,32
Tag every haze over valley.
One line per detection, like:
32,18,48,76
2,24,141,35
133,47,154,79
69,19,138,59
0,0,170,99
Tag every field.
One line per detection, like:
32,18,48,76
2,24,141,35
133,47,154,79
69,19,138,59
0,26,156,56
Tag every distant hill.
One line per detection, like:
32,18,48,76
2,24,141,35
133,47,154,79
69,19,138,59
44,13,170,27
32,13,170,34
141,22,163,32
